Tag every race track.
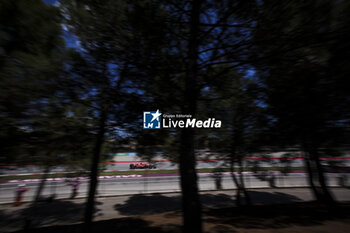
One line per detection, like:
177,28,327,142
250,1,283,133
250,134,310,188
1,172,349,204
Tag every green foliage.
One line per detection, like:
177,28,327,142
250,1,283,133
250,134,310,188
252,0,350,150
0,0,67,165
197,67,268,156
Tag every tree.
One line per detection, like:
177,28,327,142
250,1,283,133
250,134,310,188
60,1,150,231
62,1,262,232
118,1,259,232
0,0,96,229
0,0,65,165
199,67,268,206
252,0,350,204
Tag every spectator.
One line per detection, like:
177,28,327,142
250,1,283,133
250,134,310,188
14,184,28,206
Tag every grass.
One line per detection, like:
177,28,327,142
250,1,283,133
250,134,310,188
0,167,305,181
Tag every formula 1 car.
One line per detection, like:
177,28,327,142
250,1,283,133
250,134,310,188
129,163,157,169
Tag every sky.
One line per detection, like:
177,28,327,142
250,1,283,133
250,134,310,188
43,0,81,49
44,0,57,5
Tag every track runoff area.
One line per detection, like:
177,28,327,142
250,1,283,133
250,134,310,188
1,152,350,178
0,153,349,204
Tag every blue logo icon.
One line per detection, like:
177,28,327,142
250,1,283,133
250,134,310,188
143,110,162,129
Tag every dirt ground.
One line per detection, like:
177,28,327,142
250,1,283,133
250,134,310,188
141,202,350,233
10,201,350,233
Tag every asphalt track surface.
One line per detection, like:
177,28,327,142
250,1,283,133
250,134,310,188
1,171,349,204
2,155,350,175
1,155,349,204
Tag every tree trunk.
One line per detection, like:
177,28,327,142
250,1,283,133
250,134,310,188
179,0,202,233
230,156,251,207
238,156,251,206
229,158,242,206
24,165,50,231
304,147,335,204
304,154,321,200
179,129,202,233
83,107,107,232
33,165,50,203
311,149,335,204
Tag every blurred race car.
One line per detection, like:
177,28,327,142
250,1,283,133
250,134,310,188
129,163,157,169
